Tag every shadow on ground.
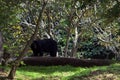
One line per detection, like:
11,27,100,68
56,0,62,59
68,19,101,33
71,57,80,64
69,63,120,80
32,63,120,80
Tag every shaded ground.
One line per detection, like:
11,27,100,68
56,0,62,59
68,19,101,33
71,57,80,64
30,70,120,80
1,70,120,80
72,70,120,80
70,63,120,80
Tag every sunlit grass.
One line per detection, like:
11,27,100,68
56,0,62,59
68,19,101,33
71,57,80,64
16,65,84,80
15,65,107,80
1,63,120,80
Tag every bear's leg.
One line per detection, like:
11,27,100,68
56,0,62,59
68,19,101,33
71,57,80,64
39,52,43,56
32,50,39,56
50,51,56,57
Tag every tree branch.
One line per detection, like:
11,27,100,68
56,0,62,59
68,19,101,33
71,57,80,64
7,0,48,79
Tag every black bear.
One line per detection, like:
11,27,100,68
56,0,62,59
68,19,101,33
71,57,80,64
30,39,57,57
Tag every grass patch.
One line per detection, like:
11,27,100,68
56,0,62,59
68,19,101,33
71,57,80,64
16,65,82,80
0,63,120,80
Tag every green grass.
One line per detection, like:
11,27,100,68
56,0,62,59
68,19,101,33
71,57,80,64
16,65,85,80
1,63,120,80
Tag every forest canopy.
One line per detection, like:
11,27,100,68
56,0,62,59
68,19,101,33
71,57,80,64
0,0,120,79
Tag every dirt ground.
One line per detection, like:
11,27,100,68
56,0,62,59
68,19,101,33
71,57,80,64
73,70,120,80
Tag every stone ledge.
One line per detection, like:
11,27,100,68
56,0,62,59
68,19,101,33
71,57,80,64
22,57,113,67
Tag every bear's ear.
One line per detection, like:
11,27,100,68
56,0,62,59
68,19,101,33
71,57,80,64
34,41,38,44
31,41,37,49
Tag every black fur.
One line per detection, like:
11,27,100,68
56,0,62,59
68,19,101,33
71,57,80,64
31,39,57,57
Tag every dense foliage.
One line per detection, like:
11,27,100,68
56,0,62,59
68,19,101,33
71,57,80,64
0,0,120,58
0,0,120,79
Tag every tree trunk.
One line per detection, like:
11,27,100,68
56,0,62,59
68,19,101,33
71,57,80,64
7,1,48,79
71,27,78,57
47,8,53,39
0,32,3,56
64,30,70,57
7,64,18,79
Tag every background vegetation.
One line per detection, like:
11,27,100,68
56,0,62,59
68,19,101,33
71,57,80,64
0,0,120,58
0,0,120,79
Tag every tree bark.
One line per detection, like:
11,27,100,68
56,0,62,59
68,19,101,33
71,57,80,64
46,8,53,39
0,32,3,56
64,30,70,57
7,1,48,79
71,27,78,57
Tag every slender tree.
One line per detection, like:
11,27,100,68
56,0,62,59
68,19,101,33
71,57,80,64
7,0,48,79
